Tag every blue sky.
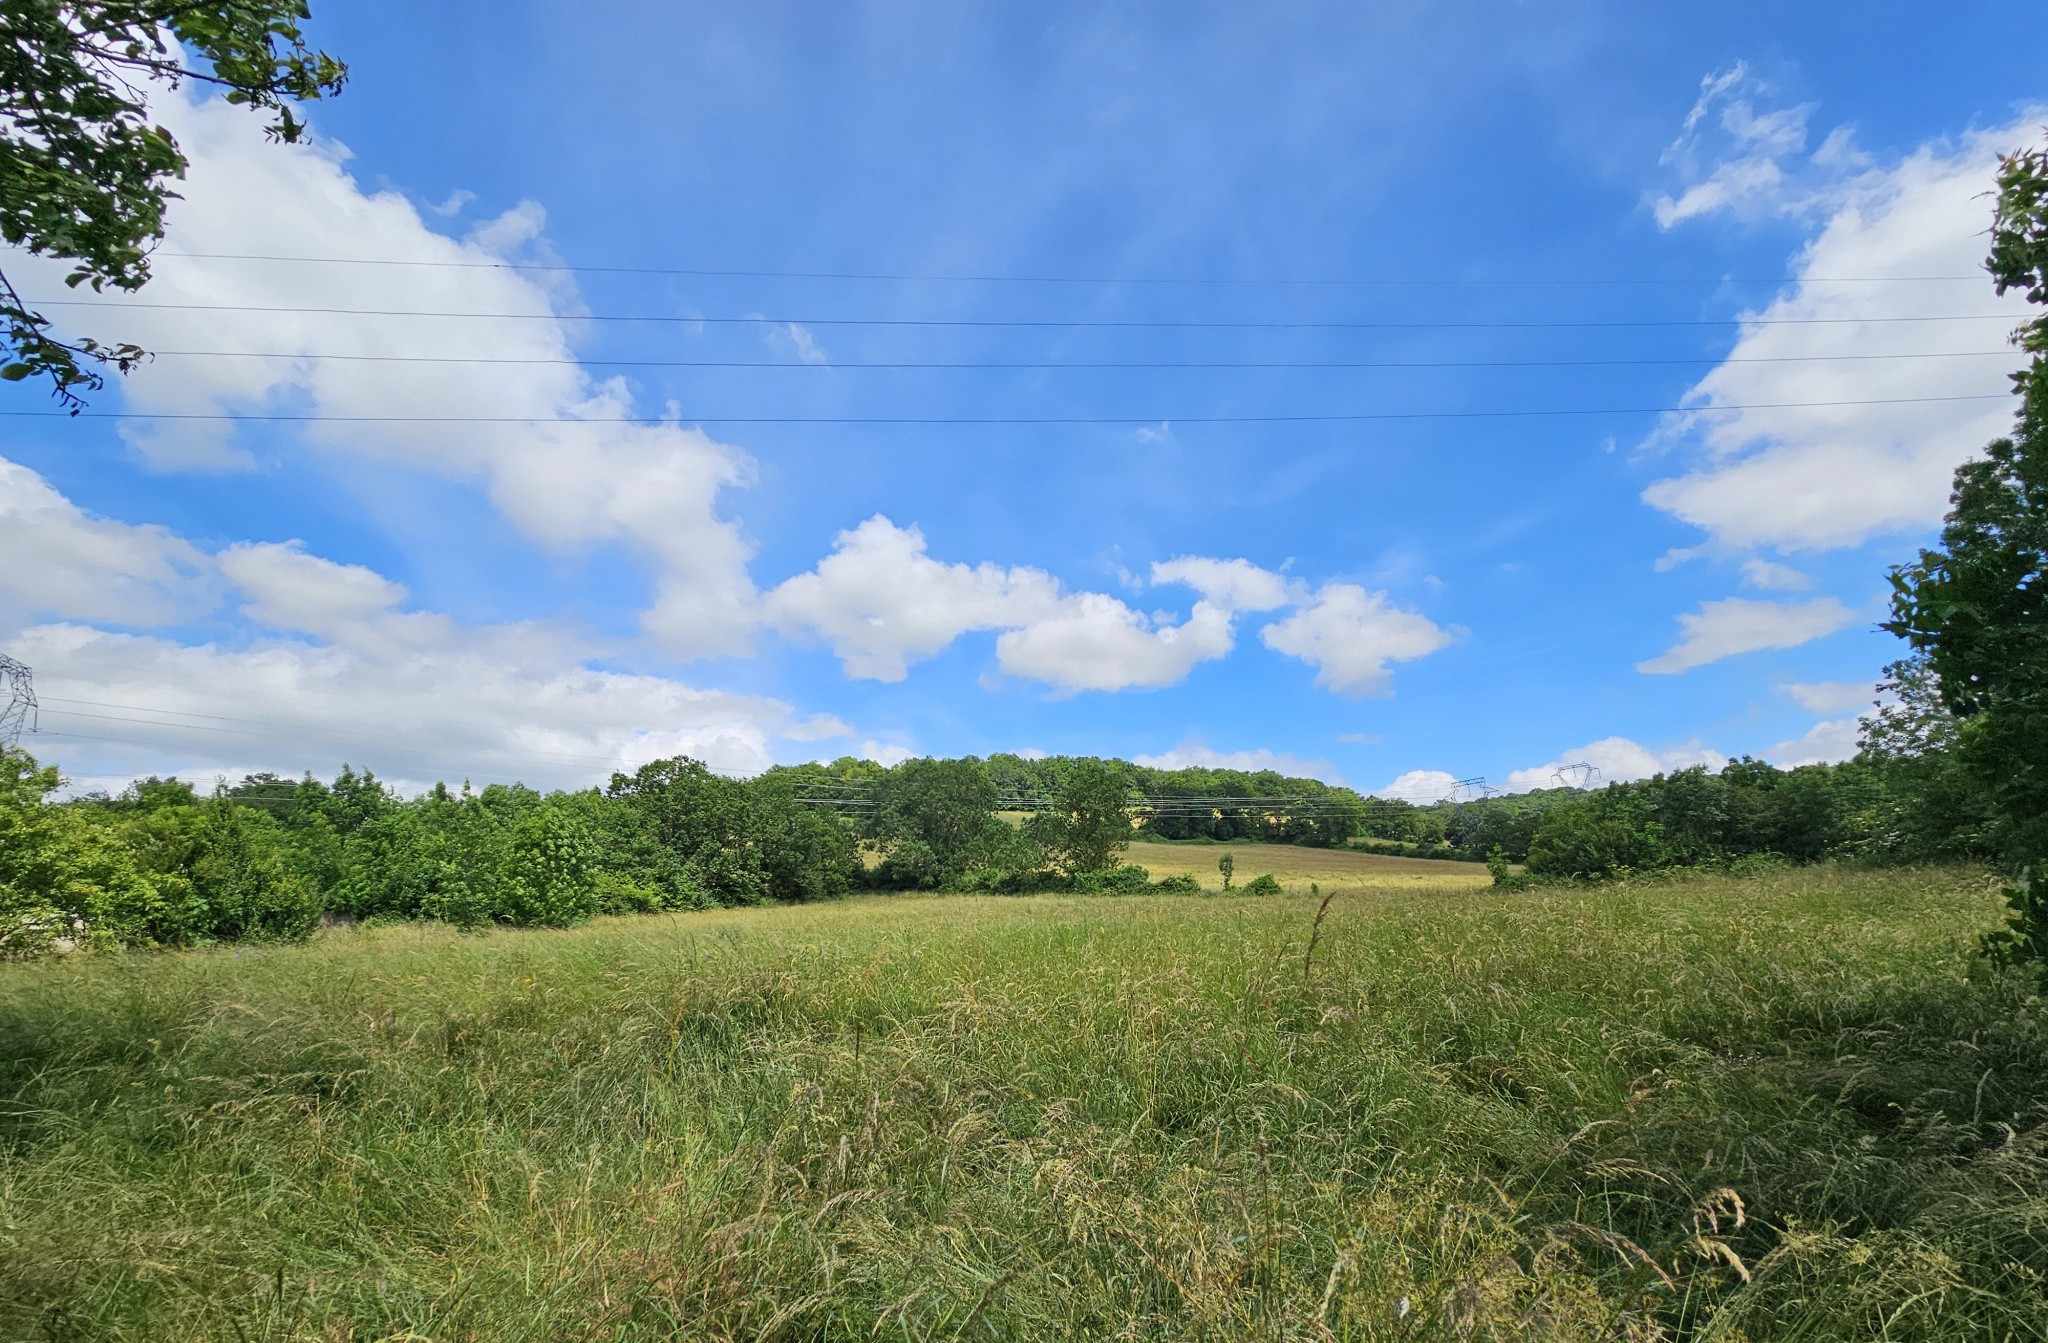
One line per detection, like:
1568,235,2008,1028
3,1,2045,796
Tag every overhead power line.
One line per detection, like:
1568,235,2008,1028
121,348,2026,371
30,697,1476,804
148,250,1989,287
33,719,1484,814
34,694,830,779
18,297,2022,331
4,392,2008,427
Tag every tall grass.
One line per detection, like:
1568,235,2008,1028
2,867,2042,1340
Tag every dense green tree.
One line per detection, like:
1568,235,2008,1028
872,757,1011,886
605,758,765,906
494,796,600,927
0,0,345,407
85,773,199,813
120,789,322,943
1719,758,1843,863
1886,144,2048,959
1649,766,1728,865
1443,792,1557,862
1121,764,1334,844
325,783,479,922
0,746,159,954
1853,655,1998,861
602,757,853,906
1027,758,1134,876
746,773,859,903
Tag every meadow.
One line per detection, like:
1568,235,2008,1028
2,866,2044,1341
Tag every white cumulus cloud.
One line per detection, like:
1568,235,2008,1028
1644,87,2040,554
1740,559,1814,591
1779,679,1878,715
1132,740,1343,783
764,515,1063,682
217,541,407,637
3,459,850,789
1150,556,1295,612
769,520,1286,693
1767,717,1866,767
1372,769,1472,803
995,594,1236,693
0,458,212,628
1506,737,1728,792
1637,597,1857,674
1259,582,1455,696
5,84,760,658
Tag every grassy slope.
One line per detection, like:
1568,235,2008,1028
2,868,2044,1342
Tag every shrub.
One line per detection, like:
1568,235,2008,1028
1069,863,1151,894
1525,806,1664,880
1240,873,1284,896
595,874,666,915
1150,873,1203,895
872,837,944,890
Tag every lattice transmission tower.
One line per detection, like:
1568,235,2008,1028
0,655,37,747
1551,761,1599,791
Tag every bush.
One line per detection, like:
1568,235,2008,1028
1240,873,1284,896
595,874,665,915
1525,806,1664,880
1150,873,1203,895
872,837,944,890
1069,864,1151,894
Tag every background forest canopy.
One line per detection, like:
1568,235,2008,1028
0,658,2002,956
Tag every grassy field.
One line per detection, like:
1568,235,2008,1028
3,868,2044,1341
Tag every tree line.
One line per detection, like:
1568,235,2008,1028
0,751,1202,955
0,692,2009,959
1443,671,1990,881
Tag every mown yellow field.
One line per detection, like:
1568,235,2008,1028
1125,838,1489,892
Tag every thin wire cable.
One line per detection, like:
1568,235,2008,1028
2,392,2009,426
17,297,2023,330
38,693,809,754
120,348,2028,371
146,250,1989,286
32,720,651,769
39,697,796,774
37,722,1474,812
